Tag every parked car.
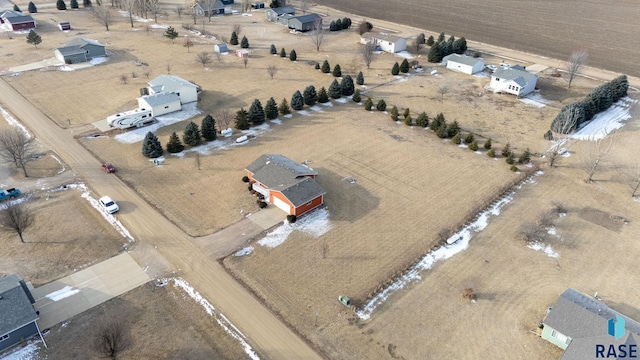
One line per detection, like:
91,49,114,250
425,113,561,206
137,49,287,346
0,188,21,202
101,163,116,173
99,196,119,214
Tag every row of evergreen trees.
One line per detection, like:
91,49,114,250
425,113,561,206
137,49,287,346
329,17,352,31
15,2,39,13
230,32,249,48
550,75,629,134
141,114,218,157
427,32,468,63
391,59,411,75
270,45,298,61
56,0,81,10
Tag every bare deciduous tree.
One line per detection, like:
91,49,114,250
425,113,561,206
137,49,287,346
267,64,277,79
92,3,112,31
310,22,325,52
0,128,37,177
241,0,250,12
565,50,588,89
360,42,375,69
93,319,132,360
119,74,128,84
582,134,616,183
121,0,136,27
214,108,232,130
243,56,248,68
196,51,211,67
176,5,183,18
300,0,310,14
183,36,193,52
147,0,160,23
143,69,151,78
166,63,171,74
517,221,544,243
462,288,477,302
214,51,222,63
413,33,425,54
0,203,34,243
438,82,450,100
233,24,241,37
627,164,640,198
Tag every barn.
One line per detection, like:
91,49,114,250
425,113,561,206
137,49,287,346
246,154,326,217
0,10,36,31
288,13,322,32
443,54,485,75
138,92,182,117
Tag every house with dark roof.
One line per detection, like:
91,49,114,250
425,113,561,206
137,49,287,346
287,13,322,32
489,64,538,96
246,154,326,216
0,10,36,31
192,0,225,16
360,32,407,53
443,54,485,75
54,38,106,64
0,273,46,352
542,288,640,360
266,6,295,22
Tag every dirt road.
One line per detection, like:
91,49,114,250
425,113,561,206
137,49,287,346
0,78,323,360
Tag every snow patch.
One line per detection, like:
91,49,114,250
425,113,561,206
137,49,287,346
320,101,334,107
90,57,108,65
283,114,293,118
257,208,331,248
0,340,40,360
297,110,311,116
571,97,635,141
270,118,282,124
335,98,347,103
309,105,324,112
115,103,202,144
58,65,75,72
528,242,560,258
234,246,254,256
0,105,31,138
518,93,550,108
45,285,80,301
150,24,168,29
394,51,414,59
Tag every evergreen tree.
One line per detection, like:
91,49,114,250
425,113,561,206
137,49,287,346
83,0,91,7
501,143,512,157
166,132,185,153
142,132,163,158
487,148,495,158
315,63,320,70
453,37,467,54
278,98,291,115
581,97,596,122
28,1,37,12
342,17,351,29
341,75,354,96
446,120,460,138
391,62,400,75
240,36,249,48
550,103,584,134
352,89,361,103
13,4,21,11
164,26,179,43
364,98,373,111
303,85,317,106
518,148,531,164
610,75,629,101
317,87,329,103
464,132,475,144
201,114,217,141
451,132,461,145
280,47,286,57
332,64,342,77
335,19,342,31
403,108,410,119
328,79,342,99
235,108,250,130
70,0,78,9
399,59,410,73
248,99,265,124
469,141,479,151
321,60,330,73
426,35,434,46
506,152,515,165
230,31,238,45
484,138,492,150
436,32,445,43
289,49,297,61
291,90,304,110
270,44,277,55
182,121,202,146
26,30,42,49
430,112,446,131
436,123,448,138
356,71,364,85
264,97,279,120
329,20,337,31
376,99,387,111
390,106,399,121
416,112,429,127
404,115,412,126
428,43,444,63
56,0,66,10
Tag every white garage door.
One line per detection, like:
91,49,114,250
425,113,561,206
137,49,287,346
272,196,291,214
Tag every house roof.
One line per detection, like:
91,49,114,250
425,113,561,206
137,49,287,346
246,154,325,207
1,11,35,24
139,92,181,107
443,54,483,67
148,75,198,92
194,0,224,11
289,13,321,25
269,6,295,15
56,45,86,56
64,37,105,48
0,273,38,337
544,288,640,360
492,65,537,87
361,32,405,44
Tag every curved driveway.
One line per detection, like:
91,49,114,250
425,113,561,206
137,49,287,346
0,78,323,360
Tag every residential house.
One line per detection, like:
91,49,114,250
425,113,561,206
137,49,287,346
287,13,322,32
192,0,225,16
246,154,326,216
54,38,106,64
360,32,407,53
0,10,36,31
265,6,295,22
542,288,640,360
489,64,538,97
148,75,199,104
137,92,182,117
0,274,46,352
443,54,485,75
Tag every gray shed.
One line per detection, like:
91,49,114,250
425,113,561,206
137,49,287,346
288,13,322,32
266,6,295,22
63,38,106,59
55,46,88,64
214,43,228,53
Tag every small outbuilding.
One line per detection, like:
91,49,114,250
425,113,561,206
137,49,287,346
58,21,71,31
443,54,485,75
360,32,407,53
236,49,249,58
251,2,264,9
54,46,88,64
0,10,36,31
266,6,295,22
0,273,46,353
214,43,228,53
288,13,322,32
138,92,182,117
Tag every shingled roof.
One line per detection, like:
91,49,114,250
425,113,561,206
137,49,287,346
492,65,537,87
0,273,38,337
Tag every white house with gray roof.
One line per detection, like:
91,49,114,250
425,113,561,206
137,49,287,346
541,288,640,360
489,64,537,96
443,54,485,75
138,92,182,117
148,75,199,104
0,273,46,352
360,32,406,53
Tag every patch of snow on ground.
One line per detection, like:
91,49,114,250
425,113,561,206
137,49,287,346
335,98,347,103
234,246,254,256
0,340,40,360
356,171,543,320
320,101,333,107
394,51,414,59
283,114,293,118
150,24,168,29
0,195,29,211
297,110,310,116
571,97,635,141
115,103,201,144
173,278,260,360
473,72,490,78
58,65,75,72
270,118,282,124
90,57,108,65
118,10,152,22
0,105,31,138
51,154,66,174
257,208,331,248
528,242,559,258
310,105,323,112
518,92,550,108
45,285,81,301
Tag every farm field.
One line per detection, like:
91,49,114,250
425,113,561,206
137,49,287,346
317,0,640,78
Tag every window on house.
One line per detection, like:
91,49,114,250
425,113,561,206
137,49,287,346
306,201,312,206
164,106,169,109
0,334,9,342
551,330,557,337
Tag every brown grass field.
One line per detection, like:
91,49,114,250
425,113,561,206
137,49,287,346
1,2,640,359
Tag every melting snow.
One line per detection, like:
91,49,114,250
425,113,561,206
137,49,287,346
518,93,550,108
235,246,254,257
0,340,40,360
320,102,334,107
58,65,75,72
527,242,560,258
150,24,168,29
270,118,282,124
394,51,415,59
283,114,293,118
90,57,108,65
115,103,202,144
298,110,311,116
571,97,636,141
45,285,80,301
335,98,348,103
257,208,331,248
1,105,32,138
309,105,324,112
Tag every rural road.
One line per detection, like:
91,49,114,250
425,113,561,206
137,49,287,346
0,78,323,359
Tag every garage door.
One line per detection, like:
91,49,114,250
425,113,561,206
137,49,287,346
272,196,291,215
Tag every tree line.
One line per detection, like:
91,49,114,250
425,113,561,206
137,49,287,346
427,32,468,63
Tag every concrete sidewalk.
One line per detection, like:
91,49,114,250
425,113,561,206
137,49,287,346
32,252,151,329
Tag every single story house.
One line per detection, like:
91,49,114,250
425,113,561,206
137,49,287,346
360,32,407,53
246,154,326,216
288,13,322,32
0,273,46,353
54,38,106,64
148,75,199,104
138,92,181,117
266,6,295,22
0,10,36,31
542,288,640,360
443,54,485,75
489,64,538,97
192,0,225,16
64,37,106,58
236,49,248,58
54,46,89,64
214,43,228,53
58,21,71,31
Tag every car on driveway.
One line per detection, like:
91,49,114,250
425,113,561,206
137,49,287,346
101,163,116,173
99,196,119,214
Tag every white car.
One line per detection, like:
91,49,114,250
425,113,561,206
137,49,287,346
99,196,119,214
